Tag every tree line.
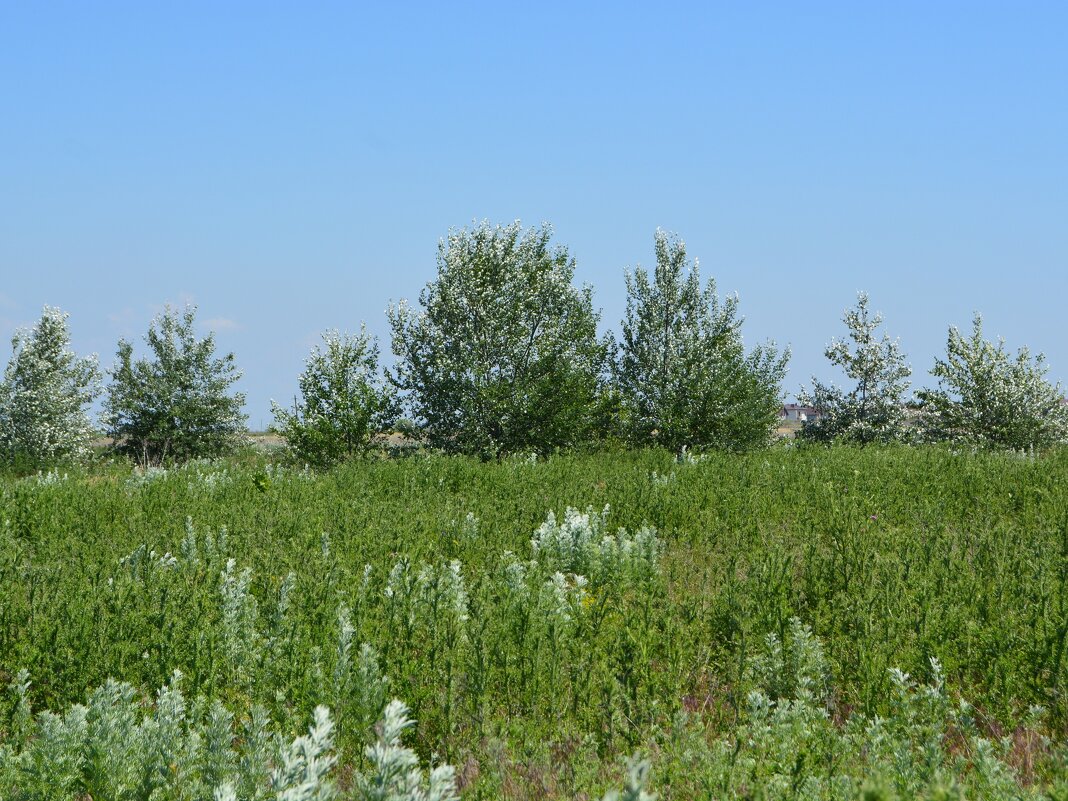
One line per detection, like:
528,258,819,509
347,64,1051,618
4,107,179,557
2,221,1066,468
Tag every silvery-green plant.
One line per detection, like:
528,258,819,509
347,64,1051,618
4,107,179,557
189,463,232,492
384,558,469,642
649,470,676,488
498,551,589,629
115,522,278,697
746,618,831,706
27,469,68,486
261,462,315,482
675,445,709,465
543,570,590,622
600,755,655,801
199,700,236,793
799,292,913,444
333,605,389,742
268,706,337,801
0,306,100,466
355,700,459,801
237,704,275,799
220,558,261,686
457,512,479,541
653,620,1048,800
9,668,34,747
531,505,661,586
125,464,171,488
2,670,341,801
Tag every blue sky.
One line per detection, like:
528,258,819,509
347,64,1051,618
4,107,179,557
2,2,1066,427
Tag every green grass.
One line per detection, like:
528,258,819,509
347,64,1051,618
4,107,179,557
1,445,1067,798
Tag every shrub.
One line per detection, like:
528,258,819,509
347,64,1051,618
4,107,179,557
1,670,338,801
531,505,661,587
917,313,1068,449
272,328,396,468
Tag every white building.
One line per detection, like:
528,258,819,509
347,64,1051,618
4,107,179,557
781,403,819,423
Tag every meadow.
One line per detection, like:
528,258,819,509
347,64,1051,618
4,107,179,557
1,445,1067,799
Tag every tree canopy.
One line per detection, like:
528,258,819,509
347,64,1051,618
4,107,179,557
104,305,247,465
388,221,608,458
799,292,912,444
616,230,788,452
917,314,1068,450
0,306,100,466
272,327,396,467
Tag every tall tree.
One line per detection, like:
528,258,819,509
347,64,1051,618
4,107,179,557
798,292,912,444
616,230,788,452
917,313,1068,449
388,220,607,458
0,306,101,466
104,305,246,465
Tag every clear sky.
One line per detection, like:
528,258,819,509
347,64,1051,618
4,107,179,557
2,2,1066,427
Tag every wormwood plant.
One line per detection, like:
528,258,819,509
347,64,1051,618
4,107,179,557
531,505,661,586
0,670,338,801
656,620,1057,800
2,666,661,801
355,700,459,801
0,668,480,801
382,559,470,742
110,522,389,742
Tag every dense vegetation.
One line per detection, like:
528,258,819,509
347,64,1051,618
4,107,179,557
4,223,1067,472
2,446,1067,798
2,221,1067,796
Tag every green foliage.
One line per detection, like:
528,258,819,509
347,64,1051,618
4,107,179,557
272,328,396,467
654,620,1047,800
918,313,1068,450
616,230,788,452
0,307,100,467
388,220,608,458
2,448,1068,797
799,292,912,444
103,305,247,465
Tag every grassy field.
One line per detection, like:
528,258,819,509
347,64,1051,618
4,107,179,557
1,445,1067,798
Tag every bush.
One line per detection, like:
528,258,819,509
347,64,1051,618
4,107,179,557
271,328,396,468
917,313,1068,449
103,305,247,465
616,230,788,452
0,306,100,467
388,220,608,458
